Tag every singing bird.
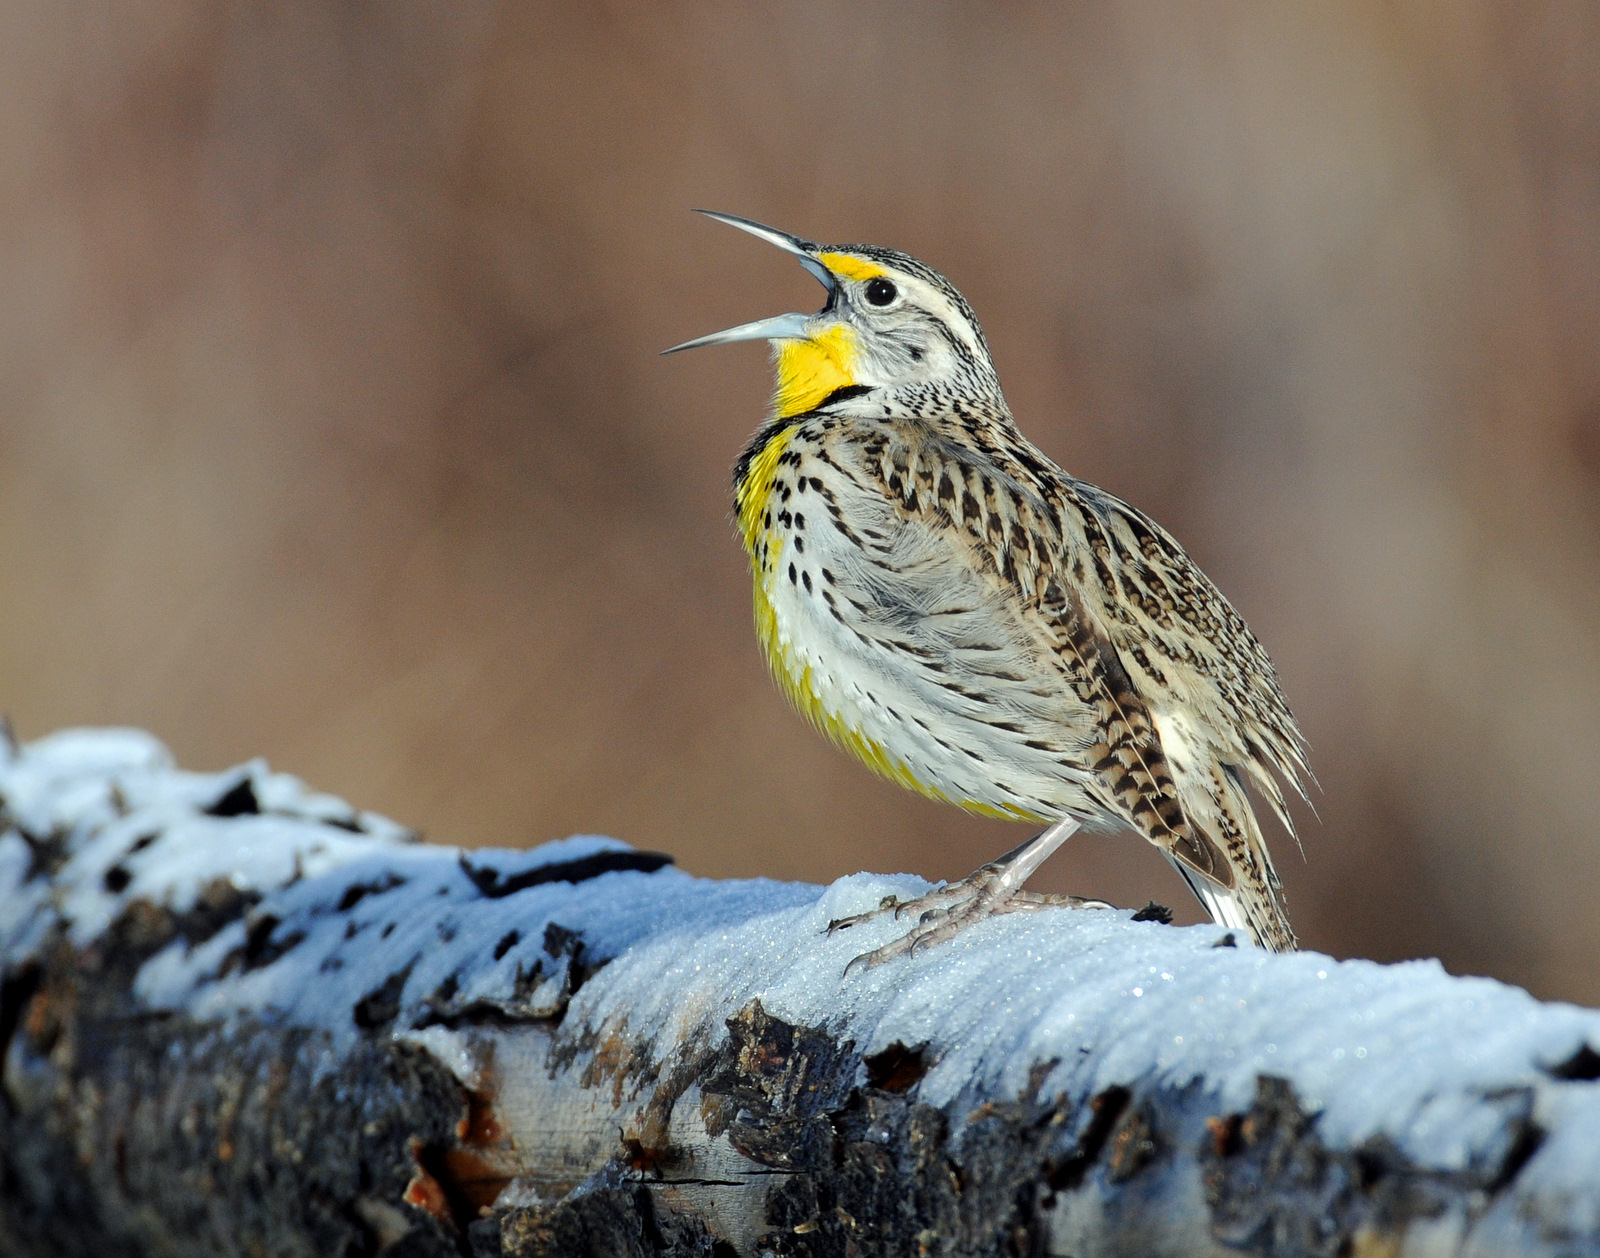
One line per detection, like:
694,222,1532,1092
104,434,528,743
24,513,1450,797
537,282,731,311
666,213,1310,966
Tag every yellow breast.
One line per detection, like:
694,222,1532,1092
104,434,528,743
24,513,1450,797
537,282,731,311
734,422,1044,822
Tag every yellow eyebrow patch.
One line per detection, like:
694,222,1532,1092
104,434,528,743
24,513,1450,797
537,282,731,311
817,251,885,282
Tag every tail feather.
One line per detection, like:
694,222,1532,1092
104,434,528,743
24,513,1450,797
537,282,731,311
1166,763,1296,951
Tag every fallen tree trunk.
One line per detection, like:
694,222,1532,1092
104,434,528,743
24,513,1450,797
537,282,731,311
2,728,1599,1257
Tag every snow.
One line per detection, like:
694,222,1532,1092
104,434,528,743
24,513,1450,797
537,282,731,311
5,726,1600,1215
0,728,412,947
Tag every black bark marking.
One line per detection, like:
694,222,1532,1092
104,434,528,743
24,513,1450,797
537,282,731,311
231,912,306,973
352,964,414,1031
415,923,598,1032
335,872,407,912
458,849,673,899
1049,1085,1131,1190
1106,1100,1163,1184
1545,1042,1600,1082
863,1041,931,1094
171,877,259,946
204,778,259,818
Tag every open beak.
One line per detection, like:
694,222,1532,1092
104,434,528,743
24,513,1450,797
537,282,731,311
661,211,835,355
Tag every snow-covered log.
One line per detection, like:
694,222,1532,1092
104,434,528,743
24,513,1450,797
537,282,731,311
2,729,1600,1257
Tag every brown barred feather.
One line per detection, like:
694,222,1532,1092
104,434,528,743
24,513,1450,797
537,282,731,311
695,219,1310,951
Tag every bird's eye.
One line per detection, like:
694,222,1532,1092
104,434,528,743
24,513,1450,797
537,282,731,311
864,278,898,307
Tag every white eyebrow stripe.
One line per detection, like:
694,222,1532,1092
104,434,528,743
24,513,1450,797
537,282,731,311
900,277,984,358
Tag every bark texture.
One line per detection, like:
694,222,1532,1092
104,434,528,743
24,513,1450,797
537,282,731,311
2,730,1599,1257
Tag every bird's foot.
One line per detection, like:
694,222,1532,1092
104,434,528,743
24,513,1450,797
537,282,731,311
824,885,964,936
830,863,1111,976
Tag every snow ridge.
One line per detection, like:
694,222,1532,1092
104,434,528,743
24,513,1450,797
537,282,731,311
4,726,1600,1237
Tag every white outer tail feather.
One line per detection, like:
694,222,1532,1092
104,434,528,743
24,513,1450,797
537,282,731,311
1164,763,1298,951
1166,856,1257,942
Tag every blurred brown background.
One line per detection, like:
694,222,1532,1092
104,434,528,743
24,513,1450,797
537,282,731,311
2,3,1598,1001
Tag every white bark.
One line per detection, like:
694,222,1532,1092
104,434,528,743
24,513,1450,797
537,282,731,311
2,727,1599,1257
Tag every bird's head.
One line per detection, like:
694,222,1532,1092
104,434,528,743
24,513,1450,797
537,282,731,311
664,212,1004,420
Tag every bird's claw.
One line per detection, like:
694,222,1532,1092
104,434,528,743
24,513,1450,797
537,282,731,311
826,894,902,935
835,882,1115,976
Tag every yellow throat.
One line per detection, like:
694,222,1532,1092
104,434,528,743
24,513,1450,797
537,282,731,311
772,324,858,419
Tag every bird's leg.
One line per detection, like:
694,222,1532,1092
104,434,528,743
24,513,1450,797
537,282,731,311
829,817,1107,974
826,821,1082,934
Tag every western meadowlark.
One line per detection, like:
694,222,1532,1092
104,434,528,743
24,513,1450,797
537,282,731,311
666,212,1310,966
